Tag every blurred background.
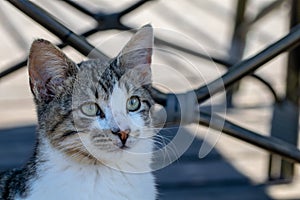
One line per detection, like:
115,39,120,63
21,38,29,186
0,0,299,199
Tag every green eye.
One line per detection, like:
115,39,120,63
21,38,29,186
127,96,141,112
81,102,99,116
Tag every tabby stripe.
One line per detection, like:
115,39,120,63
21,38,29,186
68,149,91,159
138,109,147,114
98,79,108,93
142,100,151,108
91,71,108,93
110,62,121,80
95,89,99,99
111,67,121,80
61,131,78,138
102,72,114,93
50,110,73,133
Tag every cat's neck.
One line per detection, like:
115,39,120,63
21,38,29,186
24,139,155,200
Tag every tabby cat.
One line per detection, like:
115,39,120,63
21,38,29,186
0,25,156,200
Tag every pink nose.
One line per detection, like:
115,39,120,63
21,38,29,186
117,130,130,146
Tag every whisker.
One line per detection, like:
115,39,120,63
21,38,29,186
153,134,180,164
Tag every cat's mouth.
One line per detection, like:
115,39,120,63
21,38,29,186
120,145,129,149
113,137,138,151
114,139,135,150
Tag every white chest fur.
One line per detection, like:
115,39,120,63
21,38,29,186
20,146,156,200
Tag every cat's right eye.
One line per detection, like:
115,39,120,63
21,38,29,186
81,102,102,117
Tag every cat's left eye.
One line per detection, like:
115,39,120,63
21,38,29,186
81,102,100,117
127,96,141,112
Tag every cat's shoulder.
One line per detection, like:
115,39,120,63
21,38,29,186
0,165,35,200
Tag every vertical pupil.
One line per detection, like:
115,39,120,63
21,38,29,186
131,99,135,105
90,104,97,113
131,98,136,107
90,105,94,111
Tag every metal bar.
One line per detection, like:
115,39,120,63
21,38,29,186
229,0,248,63
0,0,267,73
150,87,167,106
153,34,280,102
7,0,108,60
269,0,300,181
64,0,153,20
0,60,27,81
154,37,232,67
248,0,285,27
62,0,128,31
62,0,96,18
199,111,300,163
119,0,154,17
251,74,280,102
125,21,279,102
63,0,152,31
0,27,100,80
195,23,300,103
287,3,300,104
226,0,248,107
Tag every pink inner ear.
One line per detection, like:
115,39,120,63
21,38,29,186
146,49,152,65
119,47,153,70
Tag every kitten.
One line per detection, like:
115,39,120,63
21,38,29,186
0,25,156,200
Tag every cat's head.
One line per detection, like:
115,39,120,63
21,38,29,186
28,25,155,170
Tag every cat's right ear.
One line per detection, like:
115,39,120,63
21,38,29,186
28,39,77,103
116,24,153,70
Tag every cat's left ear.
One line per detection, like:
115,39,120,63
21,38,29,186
28,39,78,103
116,24,153,71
